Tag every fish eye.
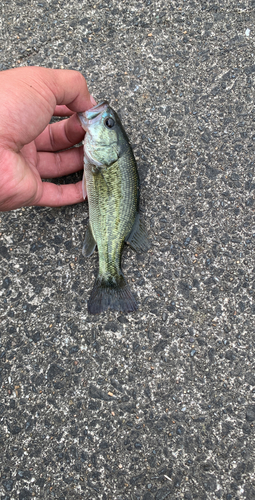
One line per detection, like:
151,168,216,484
104,117,115,128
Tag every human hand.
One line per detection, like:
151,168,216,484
0,66,96,211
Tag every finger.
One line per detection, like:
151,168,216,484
35,114,85,152
50,68,97,111
34,180,84,207
36,146,83,178
53,105,75,117
0,67,95,149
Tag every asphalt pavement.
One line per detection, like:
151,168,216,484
1,0,255,499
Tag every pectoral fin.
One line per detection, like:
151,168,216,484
82,223,96,257
126,214,151,253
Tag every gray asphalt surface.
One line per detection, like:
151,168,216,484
1,1,255,499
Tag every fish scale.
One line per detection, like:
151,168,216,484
86,150,137,279
78,101,150,314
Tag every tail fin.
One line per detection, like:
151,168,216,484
88,274,138,315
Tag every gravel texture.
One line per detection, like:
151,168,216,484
1,0,255,499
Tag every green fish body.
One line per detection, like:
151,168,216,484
79,101,150,314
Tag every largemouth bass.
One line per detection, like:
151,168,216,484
78,101,150,314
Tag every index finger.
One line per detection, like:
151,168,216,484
53,105,75,116
0,67,96,149
46,68,95,112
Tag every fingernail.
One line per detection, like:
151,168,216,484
90,95,97,106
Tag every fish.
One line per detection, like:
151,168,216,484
78,101,150,315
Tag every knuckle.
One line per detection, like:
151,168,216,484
74,181,82,201
55,152,61,176
74,71,86,87
57,184,64,204
48,123,55,150
70,71,88,96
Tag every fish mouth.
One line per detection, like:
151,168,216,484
78,101,109,130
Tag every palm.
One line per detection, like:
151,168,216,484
0,67,96,211
19,141,43,203
21,142,41,185
22,142,38,172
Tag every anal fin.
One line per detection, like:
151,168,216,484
126,214,151,253
82,223,96,257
